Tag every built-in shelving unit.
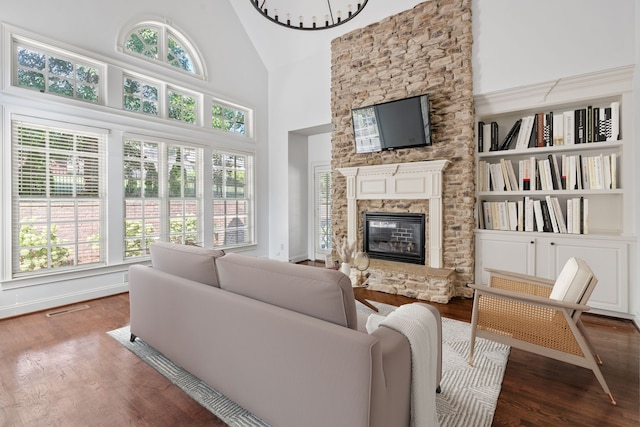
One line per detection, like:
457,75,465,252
473,66,635,317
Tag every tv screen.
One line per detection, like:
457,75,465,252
352,94,431,154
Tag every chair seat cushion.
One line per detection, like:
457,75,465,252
549,257,595,304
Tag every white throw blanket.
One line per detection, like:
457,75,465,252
366,304,439,427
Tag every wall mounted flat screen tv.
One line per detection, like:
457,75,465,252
351,94,431,154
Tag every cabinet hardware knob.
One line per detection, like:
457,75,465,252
530,241,534,244
550,242,555,245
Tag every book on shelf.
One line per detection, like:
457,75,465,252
499,159,512,191
528,114,538,148
489,163,506,191
499,119,522,150
517,199,524,231
544,112,553,146
586,106,593,143
477,121,484,153
490,121,499,151
592,107,600,142
540,199,553,232
482,122,493,152
609,101,620,141
582,198,589,234
536,112,545,147
524,196,534,232
574,108,585,143
611,153,617,189
550,197,567,233
577,154,584,190
549,154,562,190
505,159,519,191
533,200,545,232
544,195,560,233
513,115,535,150
507,201,518,231
552,113,564,145
518,159,532,191
563,110,575,144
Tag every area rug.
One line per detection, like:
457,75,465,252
108,301,509,427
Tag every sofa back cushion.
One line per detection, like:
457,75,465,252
216,253,358,330
549,257,596,304
149,242,225,287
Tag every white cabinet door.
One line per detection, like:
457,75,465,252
475,232,629,315
543,237,629,313
475,233,536,285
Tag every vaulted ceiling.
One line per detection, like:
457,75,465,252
229,1,428,71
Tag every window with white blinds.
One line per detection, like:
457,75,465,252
123,138,201,258
212,151,254,248
314,165,332,258
12,119,106,277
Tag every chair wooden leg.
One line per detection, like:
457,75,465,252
468,293,480,366
576,319,603,365
570,318,616,405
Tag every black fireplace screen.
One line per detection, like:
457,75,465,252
363,212,426,265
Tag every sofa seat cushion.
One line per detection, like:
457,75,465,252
216,253,358,329
149,241,225,287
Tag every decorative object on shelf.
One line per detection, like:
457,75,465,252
250,0,368,31
353,251,370,287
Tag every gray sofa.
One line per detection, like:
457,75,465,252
128,242,441,427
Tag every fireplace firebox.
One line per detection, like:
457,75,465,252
363,212,426,265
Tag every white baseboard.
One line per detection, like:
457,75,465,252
288,254,309,263
0,283,129,320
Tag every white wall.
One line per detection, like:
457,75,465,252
0,0,269,317
471,0,635,94
268,53,333,261
288,132,309,262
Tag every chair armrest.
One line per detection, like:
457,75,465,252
469,283,591,313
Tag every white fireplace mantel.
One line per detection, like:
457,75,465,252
338,160,450,268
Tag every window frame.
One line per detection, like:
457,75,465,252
121,21,205,79
211,149,255,249
313,164,332,259
123,136,204,260
10,116,107,279
12,37,105,105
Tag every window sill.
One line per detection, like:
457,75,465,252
1,260,150,291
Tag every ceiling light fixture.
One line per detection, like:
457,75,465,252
250,0,369,31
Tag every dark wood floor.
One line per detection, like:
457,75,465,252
0,276,638,426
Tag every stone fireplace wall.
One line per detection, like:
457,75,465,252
330,0,475,300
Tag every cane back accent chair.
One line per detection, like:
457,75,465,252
468,257,616,405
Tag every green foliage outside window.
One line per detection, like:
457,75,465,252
124,220,156,257
167,36,194,72
19,222,71,271
212,103,245,135
125,28,159,59
168,91,196,124
16,46,99,102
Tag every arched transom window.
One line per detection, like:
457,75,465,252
123,22,204,77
